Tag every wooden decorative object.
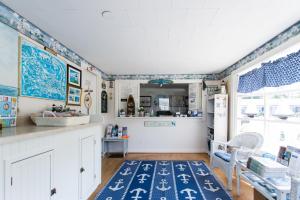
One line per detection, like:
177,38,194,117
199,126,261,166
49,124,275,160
127,95,135,116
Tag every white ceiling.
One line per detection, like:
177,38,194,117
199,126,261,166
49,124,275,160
3,0,300,75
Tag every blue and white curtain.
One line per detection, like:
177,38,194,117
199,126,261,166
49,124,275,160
238,49,300,93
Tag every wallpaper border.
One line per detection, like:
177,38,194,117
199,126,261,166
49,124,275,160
1,2,300,81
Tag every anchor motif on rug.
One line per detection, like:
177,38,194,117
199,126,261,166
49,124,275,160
127,161,138,166
176,164,187,171
156,179,171,191
204,180,220,192
196,168,209,176
129,188,147,200
159,161,169,166
137,173,150,183
160,198,166,200
177,174,191,184
191,161,202,166
120,167,132,176
157,168,170,176
180,188,198,200
142,163,153,171
105,197,112,200
108,179,124,191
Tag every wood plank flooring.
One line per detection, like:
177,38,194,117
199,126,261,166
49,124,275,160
89,153,253,200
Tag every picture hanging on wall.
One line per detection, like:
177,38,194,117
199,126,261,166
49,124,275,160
101,90,108,113
67,64,82,87
140,96,151,107
67,86,82,106
20,38,67,101
0,95,17,127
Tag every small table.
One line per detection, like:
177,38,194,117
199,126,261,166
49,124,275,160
236,160,291,200
102,137,128,157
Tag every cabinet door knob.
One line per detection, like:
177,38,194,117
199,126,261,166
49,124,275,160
80,167,85,173
50,188,56,196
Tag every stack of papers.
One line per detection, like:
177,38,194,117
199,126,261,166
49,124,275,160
247,156,288,178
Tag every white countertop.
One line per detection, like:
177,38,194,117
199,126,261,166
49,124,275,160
116,116,204,120
0,122,102,145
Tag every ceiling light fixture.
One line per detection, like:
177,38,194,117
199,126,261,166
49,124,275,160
101,10,112,18
148,79,173,87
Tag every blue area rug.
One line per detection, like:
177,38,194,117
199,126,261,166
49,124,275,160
95,160,232,200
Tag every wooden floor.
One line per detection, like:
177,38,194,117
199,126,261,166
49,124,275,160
89,153,253,200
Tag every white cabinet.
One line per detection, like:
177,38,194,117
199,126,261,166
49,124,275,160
207,94,228,154
80,135,96,200
0,124,102,200
6,151,54,200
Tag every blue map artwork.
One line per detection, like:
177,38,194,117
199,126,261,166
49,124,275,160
21,40,67,101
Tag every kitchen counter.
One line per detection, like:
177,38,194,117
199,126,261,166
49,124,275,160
115,116,208,153
0,122,102,145
116,116,203,120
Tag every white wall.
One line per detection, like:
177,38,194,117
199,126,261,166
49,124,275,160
116,117,207,153
109,79,210,153
0,22,18,88
0,22,102,122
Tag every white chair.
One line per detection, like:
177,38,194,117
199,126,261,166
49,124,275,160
210,132,264,190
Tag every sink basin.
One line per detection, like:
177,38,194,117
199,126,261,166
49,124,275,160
31,112,90,127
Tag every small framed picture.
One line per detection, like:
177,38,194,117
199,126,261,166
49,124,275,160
140,96,152,107
67,64,82,87
67,86,82,106
102,81,106,89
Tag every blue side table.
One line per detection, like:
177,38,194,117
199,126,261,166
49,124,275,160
102,137,128,157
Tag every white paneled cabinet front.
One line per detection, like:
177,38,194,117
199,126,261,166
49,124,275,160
80,135,96,200
6,151,54,200
0,124,102,200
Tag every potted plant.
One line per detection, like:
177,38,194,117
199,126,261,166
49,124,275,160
119,109,126,117
138,107,145,117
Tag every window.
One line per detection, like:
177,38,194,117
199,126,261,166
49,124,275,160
159,98,170,111
234,42,300,155
236,82,300,155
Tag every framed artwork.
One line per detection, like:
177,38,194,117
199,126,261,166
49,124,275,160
102,81,106,89
66,86,82,106
140,96,152,107
0,95,17,127
67,64,82,87
101,90,108,113
20,39,67,101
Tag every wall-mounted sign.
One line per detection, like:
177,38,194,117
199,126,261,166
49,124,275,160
101,90,108,113
144,121,176,127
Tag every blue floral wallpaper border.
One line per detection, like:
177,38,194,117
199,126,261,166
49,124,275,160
218,20,300,79
111,73,218,80
0,1,110,80
1,1,300,81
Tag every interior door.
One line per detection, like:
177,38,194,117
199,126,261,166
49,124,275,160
8,151,53,200
80,135,95,199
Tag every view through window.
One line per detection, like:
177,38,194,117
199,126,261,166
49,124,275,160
237,82,300,154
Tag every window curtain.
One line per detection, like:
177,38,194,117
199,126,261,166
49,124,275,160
237,67,265,93
238,50,300,93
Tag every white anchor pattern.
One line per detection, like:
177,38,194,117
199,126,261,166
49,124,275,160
95,160,232,200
